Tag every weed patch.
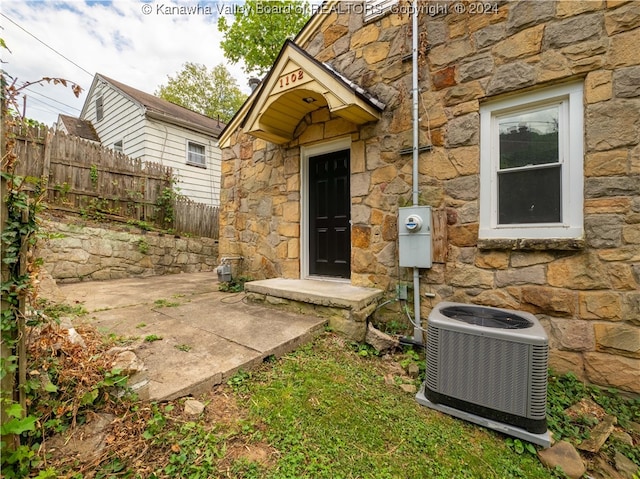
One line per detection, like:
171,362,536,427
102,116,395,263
546,371,640,470
1,323,133,477
36,299,88,320
218,276,252,293
153,298,180,308
136,237,149,254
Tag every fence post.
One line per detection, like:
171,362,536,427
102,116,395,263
42,129,53,199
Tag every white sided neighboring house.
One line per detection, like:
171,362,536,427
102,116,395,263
79,73,225,206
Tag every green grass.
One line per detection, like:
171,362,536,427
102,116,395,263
238,335,552,479
20,331,639,478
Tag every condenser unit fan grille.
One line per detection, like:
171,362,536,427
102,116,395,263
441,305,533,329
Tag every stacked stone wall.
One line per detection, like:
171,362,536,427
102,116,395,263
220,1,639,393
38,220,218,282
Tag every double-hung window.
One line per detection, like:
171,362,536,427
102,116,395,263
187,141,206,167
95,97,104,122
479,82,584,241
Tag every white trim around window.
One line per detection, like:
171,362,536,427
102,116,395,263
479,81,584,241
95,96,104,122
186,141,206,167
364,0,398,22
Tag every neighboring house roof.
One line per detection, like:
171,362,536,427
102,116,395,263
57,114,101,142
81,73,226,138
219,40,385,146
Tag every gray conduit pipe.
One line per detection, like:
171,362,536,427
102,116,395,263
411,1,422,343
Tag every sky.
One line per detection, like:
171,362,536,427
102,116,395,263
1,0,256,126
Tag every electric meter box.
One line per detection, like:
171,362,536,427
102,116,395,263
398,206,432,268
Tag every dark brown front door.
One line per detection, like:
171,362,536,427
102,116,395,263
309,149,350,278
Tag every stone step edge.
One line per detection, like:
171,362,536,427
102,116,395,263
244,281,383,311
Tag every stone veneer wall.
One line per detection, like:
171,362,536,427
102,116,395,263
220,1,639,394
38,220,218,282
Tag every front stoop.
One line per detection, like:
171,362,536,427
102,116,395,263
244,279,384,342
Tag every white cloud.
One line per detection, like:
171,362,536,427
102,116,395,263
1,0,250,126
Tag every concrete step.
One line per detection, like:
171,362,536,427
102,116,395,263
244,279,384,341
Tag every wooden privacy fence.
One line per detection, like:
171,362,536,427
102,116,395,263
9,124,219,238
174,198,219,239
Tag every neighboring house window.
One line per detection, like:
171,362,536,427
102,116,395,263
479,81,583,241
113,140,123,153
187,141,206,167
364,0,398,22
95,97,104,122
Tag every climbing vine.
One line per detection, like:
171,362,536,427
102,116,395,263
89,163,99,186
1,57,82,472
154,178,181,230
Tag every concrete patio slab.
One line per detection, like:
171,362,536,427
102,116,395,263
59,272,326,401
61,272,220,312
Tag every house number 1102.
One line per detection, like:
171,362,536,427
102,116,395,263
279,70,304,88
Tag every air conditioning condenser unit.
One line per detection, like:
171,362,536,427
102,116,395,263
416,302,551,447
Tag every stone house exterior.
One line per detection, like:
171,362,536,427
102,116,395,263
218,0,640,394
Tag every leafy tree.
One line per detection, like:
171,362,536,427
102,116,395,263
155,63,246,123
218,0,311,77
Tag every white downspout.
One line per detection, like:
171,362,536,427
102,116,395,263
411,1,422,343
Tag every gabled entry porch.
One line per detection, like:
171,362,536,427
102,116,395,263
245,279,383,341
216,40,388,303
